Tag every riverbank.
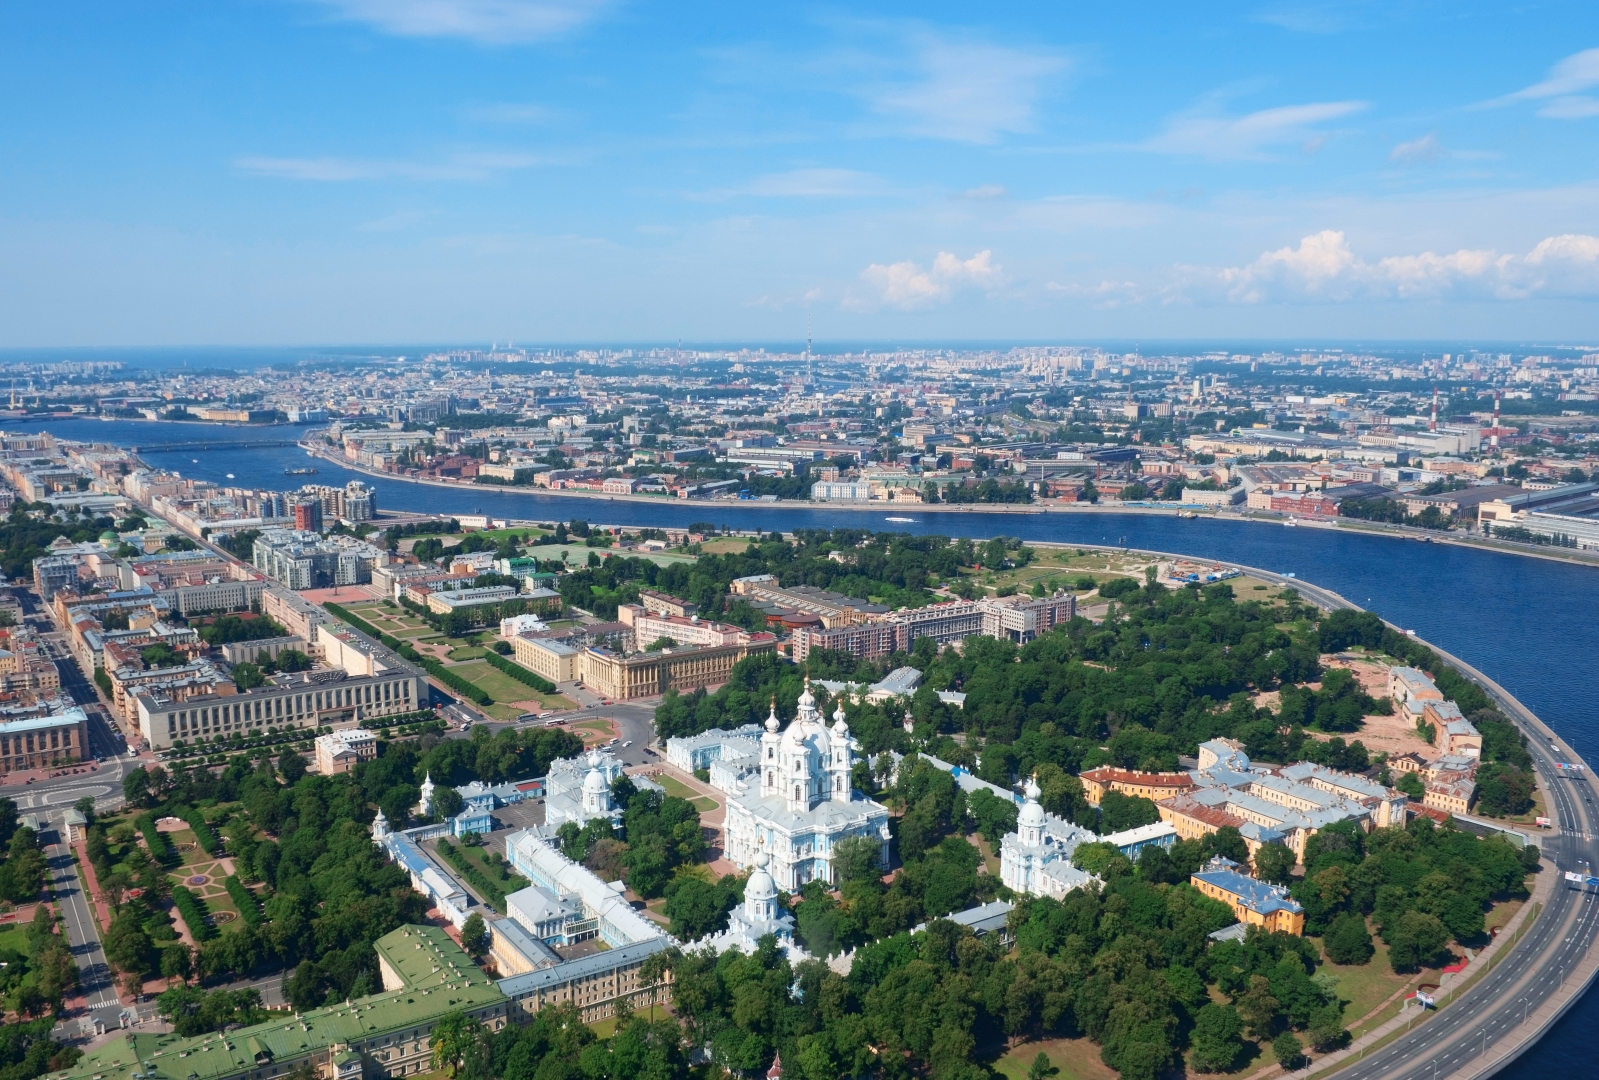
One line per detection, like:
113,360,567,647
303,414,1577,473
304,441,1599,571
298,441,1048,515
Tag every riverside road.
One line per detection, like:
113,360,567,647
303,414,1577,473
1235,568,1599,1080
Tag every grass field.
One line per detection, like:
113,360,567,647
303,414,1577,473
991,1036,1118,1080
0,921,32,958
449,659,574,714
1316,932,1421,1037
656,773,719,811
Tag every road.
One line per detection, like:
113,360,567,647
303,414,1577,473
1231,566,1599,1080
46,833,128,1035
444,695,661,767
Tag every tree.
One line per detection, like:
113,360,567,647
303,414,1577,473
832,834,883,884
277,750,307,785
662,876,738,940
123,766,152,807
459,913,489,959
1324,913,1374,965
233,663,265,691
1190,1004,1246,1073
161,943,194,984
1387,910,1450,971
1272,1031,1305,1070
73,796,96,827
430,1010,482,1077
1395,771,1425,800
1253,842,1296,885
1234,974,1281,1039
1027,1051,1053,1080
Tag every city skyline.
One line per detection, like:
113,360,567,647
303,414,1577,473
1,2,1597,344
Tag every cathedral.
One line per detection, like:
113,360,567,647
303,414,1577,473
721,680,891,892
1000,775,1098,898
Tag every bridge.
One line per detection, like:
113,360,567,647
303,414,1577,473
131,440,301,453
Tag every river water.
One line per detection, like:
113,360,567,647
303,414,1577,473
27,416,1599,1073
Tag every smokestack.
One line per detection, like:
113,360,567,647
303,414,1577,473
1491,390,1501,452
1430,387,1438,432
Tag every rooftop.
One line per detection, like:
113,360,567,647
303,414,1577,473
53,927,502,1080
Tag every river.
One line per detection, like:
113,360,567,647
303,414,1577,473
24,415,1599,1074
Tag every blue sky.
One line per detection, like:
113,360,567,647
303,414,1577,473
2,1,1598,345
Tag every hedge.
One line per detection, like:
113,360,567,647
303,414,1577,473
224,875,262,925
322,601,492,706
171,885,214,941
181,807,221,856
484,651,556,694
420,656,493,706
436,839,527,914
135,813,173,862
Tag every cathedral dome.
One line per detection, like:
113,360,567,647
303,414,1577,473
746,851,777,901
1018,776,1046,829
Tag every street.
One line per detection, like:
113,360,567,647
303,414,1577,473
1221,564,1599,1080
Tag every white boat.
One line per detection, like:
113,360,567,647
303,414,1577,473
225,473,235,479
1284,518,1298,527
885,516,916,523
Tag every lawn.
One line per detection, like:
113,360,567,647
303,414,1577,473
0,921,32,958
656,774,718,812
991,1036,1119,1080
1313,931,1423,1039
449,659,574,712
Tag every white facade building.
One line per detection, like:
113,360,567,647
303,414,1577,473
701,851,809,963
543,749,663,831
1000,777,1100,899
664,723,763,794
721,683,891,891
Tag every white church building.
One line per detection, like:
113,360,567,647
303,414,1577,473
721,681,891,892
1000,776,1099,899
701,850,810,963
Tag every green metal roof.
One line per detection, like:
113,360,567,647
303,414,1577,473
53,927,505,1080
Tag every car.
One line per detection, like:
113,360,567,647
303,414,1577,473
621,740,632,748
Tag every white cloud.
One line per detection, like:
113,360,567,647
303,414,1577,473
961,184,1009,199
855,32,1067,143
1209,230,1599,302
1045,279,1145,309
1140,100,1367,160
235,151,548,181
305,0,609,44
1484,48,1599,118
1538,96,1599,119
1390,132,1441,164
856,250,1002,310
689,168,891,201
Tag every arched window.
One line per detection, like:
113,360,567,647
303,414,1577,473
794,785,802,802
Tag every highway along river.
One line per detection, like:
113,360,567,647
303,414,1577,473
30,416,1599,1076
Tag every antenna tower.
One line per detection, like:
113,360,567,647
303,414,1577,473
1430,387,1438,432
806,313,813,387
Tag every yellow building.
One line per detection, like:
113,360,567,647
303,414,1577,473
1190,857,1305,936
511,635,578,684
1079,766,1194,806
578,637,778,701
